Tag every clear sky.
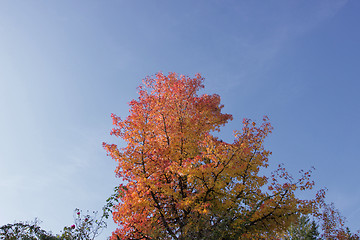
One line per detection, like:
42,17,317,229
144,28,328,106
1,0,359,236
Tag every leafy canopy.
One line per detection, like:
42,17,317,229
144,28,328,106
104,72,319,240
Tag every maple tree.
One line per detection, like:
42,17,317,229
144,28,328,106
104,72,321,240
314,193,360,240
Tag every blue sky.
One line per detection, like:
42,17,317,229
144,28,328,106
1,0,359,236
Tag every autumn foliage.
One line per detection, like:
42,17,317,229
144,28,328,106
315,191,360,239
104,73,320,239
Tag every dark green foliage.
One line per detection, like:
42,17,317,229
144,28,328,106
0,187,119,240
0,219,58,240
285,215,320,240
